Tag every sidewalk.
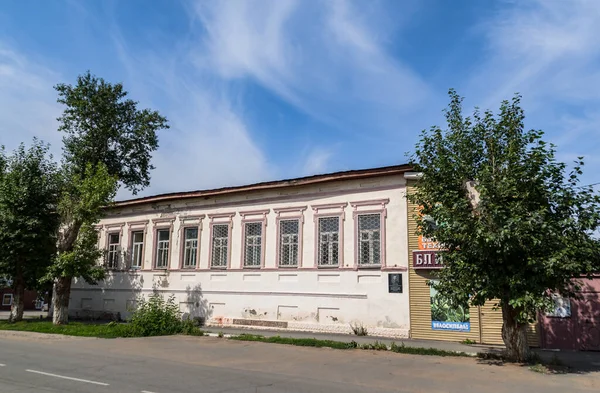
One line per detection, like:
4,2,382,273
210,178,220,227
203,325,600,371
202,326,501,355
0,310,48,320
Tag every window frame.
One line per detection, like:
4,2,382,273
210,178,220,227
274,207,306,269
355,212,385,268
241,219,266,269
129,230,145,270
105,231,121,270
276,218,302,268
154,228,171,270
314,213,344,268
180,225,201,269
350,199,389,269
2,293,12,306
209,221,232,269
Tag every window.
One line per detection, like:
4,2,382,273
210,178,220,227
211,224,229,268
131,231,144,269
2,294,12,306
358,214,381,266
155,229,170,269
279,219,299,267
182,227,199,268
244,222,263,268
107,233,120,269
318,217,340,267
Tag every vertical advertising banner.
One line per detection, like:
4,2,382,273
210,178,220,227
430,280,470,331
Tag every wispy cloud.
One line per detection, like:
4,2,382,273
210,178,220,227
464,0,600,182
301,146,335,176
107,15,272,199
191,0,432,134
0,45,62,156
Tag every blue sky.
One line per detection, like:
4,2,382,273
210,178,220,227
1,0,599,198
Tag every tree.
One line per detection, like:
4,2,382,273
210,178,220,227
48,164,117,324
409,90,600,362
56,71,169,195
0,141,61,321
49,72,168,324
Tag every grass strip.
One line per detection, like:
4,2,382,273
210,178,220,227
0,320,132,338
230,333,473,357
0,320,205,338
229,334,356,349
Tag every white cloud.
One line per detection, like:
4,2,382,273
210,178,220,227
0,45,62,157
301,146,335,176
191,0,432,134
109,26,272,199
463,0,600,184
471,0,600,110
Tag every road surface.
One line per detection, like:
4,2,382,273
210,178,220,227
0,331,597,392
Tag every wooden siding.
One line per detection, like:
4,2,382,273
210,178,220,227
406,181,539,346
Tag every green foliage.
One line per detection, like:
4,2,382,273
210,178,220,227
409,90,600,355
0,141,61,289
230,334,358,349
390,342,471,357
127,293,201,337
49,71,168,324
55,71,169,195
431,293,469,323
359,341,388,350
46,223,106,284
0,320,132,338
47,163,116,284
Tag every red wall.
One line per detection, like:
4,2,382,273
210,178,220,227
540,278,600,351
0,289,40,311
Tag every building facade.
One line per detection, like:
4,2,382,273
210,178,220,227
539,278,600,351
405,179,540,346
70,165,413,337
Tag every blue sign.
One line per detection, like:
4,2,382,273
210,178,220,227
431,321,471,331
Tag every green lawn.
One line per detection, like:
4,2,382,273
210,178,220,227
0,320,134,338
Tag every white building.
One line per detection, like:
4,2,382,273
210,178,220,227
70,165,413,337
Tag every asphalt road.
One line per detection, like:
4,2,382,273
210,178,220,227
0,331,598,393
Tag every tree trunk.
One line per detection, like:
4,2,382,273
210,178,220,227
52,276,72,325
9,277,25,322
501,302,530,362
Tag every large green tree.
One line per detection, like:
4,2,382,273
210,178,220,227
49,71,168,324
409,90,600,361
0,141,61,321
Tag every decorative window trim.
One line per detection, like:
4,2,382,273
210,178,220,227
273,206,307,216
128,229,145,271
2,293,13,306
311,202,347,215
241,217,267,269
208,212,236,222
350,198,390,210
127,220,148,271
240,209,269,219
208,214,233,269
127,219,149,228
275,208,305,269
151,219,174,270
313,212,345,268
179,224,201,270
354,209,386,268
105,227,123,270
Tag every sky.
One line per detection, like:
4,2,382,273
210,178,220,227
1,0,599,199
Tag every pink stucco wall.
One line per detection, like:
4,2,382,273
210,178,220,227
540,278,600,351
